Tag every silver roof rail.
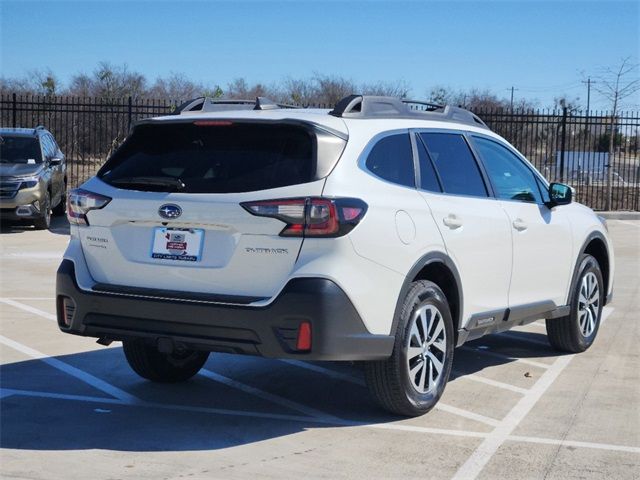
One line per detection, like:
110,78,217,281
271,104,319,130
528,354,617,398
329,95,488,129
172,97,301,114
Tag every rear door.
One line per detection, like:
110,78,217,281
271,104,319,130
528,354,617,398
79,120,345,300
414,131,512,324
469,135,573,307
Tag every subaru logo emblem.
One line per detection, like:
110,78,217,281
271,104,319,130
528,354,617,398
158,204,182,219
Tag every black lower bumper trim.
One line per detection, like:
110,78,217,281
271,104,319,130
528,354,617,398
56,260,394,361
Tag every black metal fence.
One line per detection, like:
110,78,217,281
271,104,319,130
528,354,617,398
1,93,639,210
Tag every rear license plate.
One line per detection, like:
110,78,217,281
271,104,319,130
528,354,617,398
151,227,204,262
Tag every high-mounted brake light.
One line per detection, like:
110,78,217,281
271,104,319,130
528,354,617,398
193,120,234,126
67,189,112,226
241,197,367,238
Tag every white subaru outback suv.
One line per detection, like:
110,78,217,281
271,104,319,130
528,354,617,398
56,95,614,416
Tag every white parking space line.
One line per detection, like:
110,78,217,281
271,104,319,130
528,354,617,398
0,298,56,321
617,220,640,228
2,252,62,259
452,370,529,395
507,434,640,454
451,307,615,480
497,332,551,348
434,403,501,427
280,359,366,387
452,354,575,480
0,387,321,424
6,297,55,301
199,368,342,423
1,388,126,406
4,386,636,455
281,360,501,427
460,346,551,369
0,334,139,403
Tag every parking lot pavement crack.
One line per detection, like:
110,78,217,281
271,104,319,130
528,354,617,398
451,307,615,480
541,306,629,480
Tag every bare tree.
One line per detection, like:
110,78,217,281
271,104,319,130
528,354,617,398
312,74,357,106
148,72,204,101
361,80,410,98
593,57,640,209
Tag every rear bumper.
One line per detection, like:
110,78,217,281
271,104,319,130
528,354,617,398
56,259,394,361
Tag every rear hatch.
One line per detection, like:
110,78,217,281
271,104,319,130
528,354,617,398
77,118,347,301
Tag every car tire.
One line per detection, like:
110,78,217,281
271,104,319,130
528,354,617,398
123,339,210,383
33,191,51,230
546,254,604,353
52,185,66,216
364,280,454,416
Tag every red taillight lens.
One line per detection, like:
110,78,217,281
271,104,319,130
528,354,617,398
67,189,112,226
241,197,367,238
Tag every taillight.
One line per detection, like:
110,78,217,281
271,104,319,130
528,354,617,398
67,189,112,226
241,197,367,238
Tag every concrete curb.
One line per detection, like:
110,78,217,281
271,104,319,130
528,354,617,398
597,212,640,220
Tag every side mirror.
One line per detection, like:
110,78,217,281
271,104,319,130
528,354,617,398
549,182,572,206
50,156,63,166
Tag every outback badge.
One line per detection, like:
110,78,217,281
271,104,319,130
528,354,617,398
158,204,182,219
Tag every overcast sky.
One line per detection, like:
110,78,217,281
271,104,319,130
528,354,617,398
1,0,638,109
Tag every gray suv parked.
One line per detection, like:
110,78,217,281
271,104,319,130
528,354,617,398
0,126,67,229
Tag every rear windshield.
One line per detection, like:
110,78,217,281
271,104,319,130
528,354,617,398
98,122,320,193
0,136,42,164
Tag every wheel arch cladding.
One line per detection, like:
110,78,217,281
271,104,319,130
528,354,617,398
582,235,610,303
570,231,610,306
392,252,463,344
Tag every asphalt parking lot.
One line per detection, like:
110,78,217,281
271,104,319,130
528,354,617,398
0,217,638,480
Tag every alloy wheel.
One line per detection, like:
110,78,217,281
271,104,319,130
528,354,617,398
406,304,447,394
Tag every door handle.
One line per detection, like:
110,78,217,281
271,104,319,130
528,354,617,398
512,218,528,231
443,214,463,229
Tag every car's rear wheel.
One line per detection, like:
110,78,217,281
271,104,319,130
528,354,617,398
33,191,51,230
364,280,454,416
123,339,210,382
546,254,604,353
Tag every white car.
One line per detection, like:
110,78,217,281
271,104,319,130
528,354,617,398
56,95,614,416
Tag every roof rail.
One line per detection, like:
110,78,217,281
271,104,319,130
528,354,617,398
172,97,301,114
329,95,488,129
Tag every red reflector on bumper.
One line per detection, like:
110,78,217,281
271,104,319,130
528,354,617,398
296,322,312,351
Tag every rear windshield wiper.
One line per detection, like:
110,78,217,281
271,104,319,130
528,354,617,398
109,176,186,191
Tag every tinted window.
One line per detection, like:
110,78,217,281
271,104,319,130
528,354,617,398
416,136,441,192
473,137,542,203
99,122,317,193
0,136,43,164
420,133,487,197
365,134,415,188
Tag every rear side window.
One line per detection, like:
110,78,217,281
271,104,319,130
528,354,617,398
365,134,415,188
420,133,488,197
98,122,334,193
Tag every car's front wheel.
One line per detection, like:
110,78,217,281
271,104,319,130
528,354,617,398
123,339,210,382
52,182,67,216
33,191,51,230
364,280,454,416
546,254,604,353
